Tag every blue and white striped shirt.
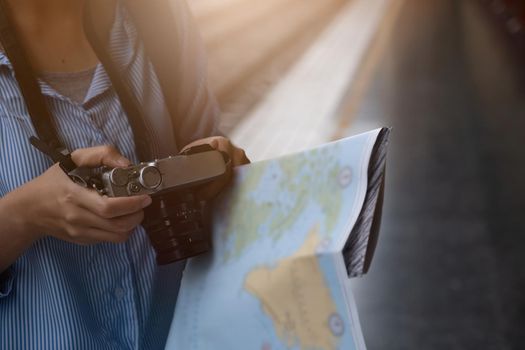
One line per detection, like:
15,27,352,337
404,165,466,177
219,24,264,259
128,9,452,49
0,2,220,349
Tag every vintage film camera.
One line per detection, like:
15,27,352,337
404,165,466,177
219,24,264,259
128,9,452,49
71,145,231,265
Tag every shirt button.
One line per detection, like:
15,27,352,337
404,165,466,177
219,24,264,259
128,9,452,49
114,287,126,300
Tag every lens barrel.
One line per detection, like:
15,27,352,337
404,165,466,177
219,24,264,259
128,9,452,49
142,192,211,265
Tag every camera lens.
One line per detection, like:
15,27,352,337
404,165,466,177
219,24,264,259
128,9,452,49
142,192,211,265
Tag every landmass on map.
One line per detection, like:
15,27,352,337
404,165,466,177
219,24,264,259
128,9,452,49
245,226,345,350
218,147,344,261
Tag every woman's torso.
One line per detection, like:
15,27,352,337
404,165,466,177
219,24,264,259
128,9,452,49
0,4,185,349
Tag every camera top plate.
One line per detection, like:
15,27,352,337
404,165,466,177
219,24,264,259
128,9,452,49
102,148,229,197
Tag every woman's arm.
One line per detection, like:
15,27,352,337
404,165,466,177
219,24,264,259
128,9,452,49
0,145,152,273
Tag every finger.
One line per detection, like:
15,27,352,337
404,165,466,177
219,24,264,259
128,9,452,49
60,221,133,245
71,145,131,168
210,139,248,166
98,211,145,234
181,136,226,154
66,207,145,234
84,227,133,244
232,148,250,166
74,188,152,218
214,139,249,166
215,137,233,155
72,227,133,245
208,138,220,150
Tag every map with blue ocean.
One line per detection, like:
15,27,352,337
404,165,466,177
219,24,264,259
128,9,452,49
165,129,382,350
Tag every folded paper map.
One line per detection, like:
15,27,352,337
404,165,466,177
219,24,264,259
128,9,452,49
165,128,390,350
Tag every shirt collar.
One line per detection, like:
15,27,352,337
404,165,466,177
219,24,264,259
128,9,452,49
83,63,112,105
0,53,9,67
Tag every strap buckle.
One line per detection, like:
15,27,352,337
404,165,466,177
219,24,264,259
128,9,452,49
29,136,77,173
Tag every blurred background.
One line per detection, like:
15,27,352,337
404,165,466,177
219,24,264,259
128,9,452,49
189,0,525,349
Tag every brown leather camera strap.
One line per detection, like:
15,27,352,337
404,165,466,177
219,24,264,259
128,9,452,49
121,0,185,145
83,0,152,161
0,0,77,172
0,0,154,166
0,0,191,165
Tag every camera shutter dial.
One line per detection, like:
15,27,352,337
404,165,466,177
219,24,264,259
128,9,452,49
110,168,129,187
139,165,162,190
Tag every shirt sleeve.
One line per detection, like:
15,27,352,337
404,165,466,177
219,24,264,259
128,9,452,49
0,268,14,298
166,0,223,148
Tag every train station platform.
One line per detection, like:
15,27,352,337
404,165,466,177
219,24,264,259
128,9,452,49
346,1,525,349
192,0,525,348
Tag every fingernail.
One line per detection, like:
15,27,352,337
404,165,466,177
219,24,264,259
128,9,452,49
142,196,152,208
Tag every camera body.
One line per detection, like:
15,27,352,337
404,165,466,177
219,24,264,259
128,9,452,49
71,145,230,265
100,145,229,197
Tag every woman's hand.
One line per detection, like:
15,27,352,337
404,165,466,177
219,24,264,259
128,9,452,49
3,145,152,246
181,136,250,199
182,136,250,167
